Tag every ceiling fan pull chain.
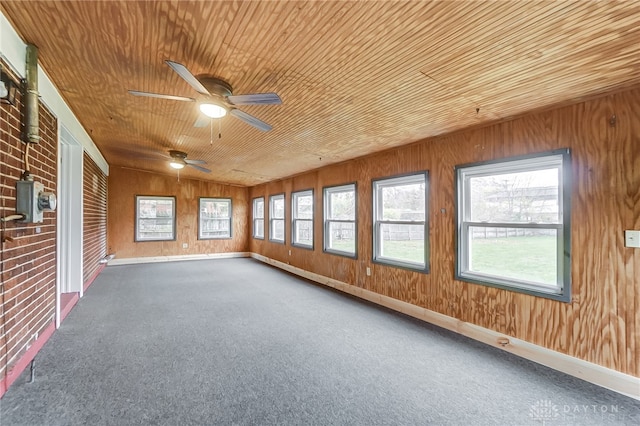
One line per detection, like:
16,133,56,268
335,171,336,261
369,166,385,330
219,118,222,139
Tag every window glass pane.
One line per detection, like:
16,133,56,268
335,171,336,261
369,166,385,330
468,226,557,286
201,219,230,238
273,219,285,240
138,218,174,239
273,198,284,219
329,191,355,220
139,199,173,218
255,219,264,238
295,194,313,219
328,222,355,253
379,223,424,264
381,182,425,221
469,168,559,223
294,220,313,246
201,201,230,217
254,198,264,218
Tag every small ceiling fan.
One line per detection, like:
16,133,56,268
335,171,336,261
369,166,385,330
168,150,210,173
129,60,281,131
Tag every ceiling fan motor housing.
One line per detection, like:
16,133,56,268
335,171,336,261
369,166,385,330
169,150,188,160
197,76,233,99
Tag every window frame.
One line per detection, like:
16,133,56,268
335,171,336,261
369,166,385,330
269,193,286,244
252,197,265,240
323,183,357,258
372,172,429,272
291,189,314,250
134,195,176,242
198,197,232,240
455,149,571,302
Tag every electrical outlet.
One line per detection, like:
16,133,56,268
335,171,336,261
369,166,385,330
288,250,291,255
625,230,640,248
366,267,371,276
182,243,188,249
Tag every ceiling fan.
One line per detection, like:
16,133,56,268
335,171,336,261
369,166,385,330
167,150,210,173
129,60,281,131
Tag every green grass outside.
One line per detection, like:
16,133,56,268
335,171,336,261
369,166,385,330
333,236,557,284
380,240,425,263
470,236,557,284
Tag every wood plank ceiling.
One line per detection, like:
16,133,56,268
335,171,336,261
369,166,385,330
2,1,639,186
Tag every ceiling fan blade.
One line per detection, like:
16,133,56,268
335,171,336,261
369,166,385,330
165,60,210,96
128,90,195,102
193,115,210,128
227,93,282,105
230,109,272,132
188,164,211,173
185,159,206,165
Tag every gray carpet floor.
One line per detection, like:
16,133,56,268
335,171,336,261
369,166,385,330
0,258,638,425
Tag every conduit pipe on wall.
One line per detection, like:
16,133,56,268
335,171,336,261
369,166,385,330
24,44,39,145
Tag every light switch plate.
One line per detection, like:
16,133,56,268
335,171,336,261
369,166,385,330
625,230,640,248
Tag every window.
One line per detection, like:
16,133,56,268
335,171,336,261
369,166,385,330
253,197,265,239
292,190,313,248
269,193,285,243
455,149,571,301
324,183,356,257
135,195,176,241
199,198,231,239
372,173,428,271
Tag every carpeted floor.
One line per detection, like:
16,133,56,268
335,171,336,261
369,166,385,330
1,258,638,425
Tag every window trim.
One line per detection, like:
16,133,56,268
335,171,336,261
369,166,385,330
134,195,176,242
291,189,314,250
269,193,286,244
252,197,265,240
198,197,232,240
455,148,571,302
323,183,358,259
372,172,429,272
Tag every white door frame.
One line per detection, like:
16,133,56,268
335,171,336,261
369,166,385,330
56,125,83,328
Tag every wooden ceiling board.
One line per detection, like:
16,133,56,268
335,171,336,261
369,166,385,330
2,1,639,186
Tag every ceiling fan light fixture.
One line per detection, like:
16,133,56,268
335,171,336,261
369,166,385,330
169,159,185,169
199,102,227,118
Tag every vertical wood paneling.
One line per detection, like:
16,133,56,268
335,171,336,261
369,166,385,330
0,62,57,377
83,152,108,282
249,87,640,377
107,168,249,259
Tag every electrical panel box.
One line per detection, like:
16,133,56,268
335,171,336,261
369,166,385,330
16,179,57,223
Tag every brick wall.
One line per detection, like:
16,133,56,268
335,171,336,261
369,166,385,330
0,62,57,377
83,152,107,283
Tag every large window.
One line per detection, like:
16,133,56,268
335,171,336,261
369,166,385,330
199,198,231,239
292,190,313,249
455,149,571,301
324,183,356,257
135,195,176,241
253,197,264,239
269,193,285,243
372,173,428,271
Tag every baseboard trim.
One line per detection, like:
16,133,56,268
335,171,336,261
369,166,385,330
108,252,251,266
60,292,80,323
0,320,56,399
251,253,640,401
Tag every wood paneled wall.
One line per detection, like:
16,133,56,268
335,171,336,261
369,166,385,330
249,88,640,377
0,63,57,376
107,167,249,259
83,152,108,283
